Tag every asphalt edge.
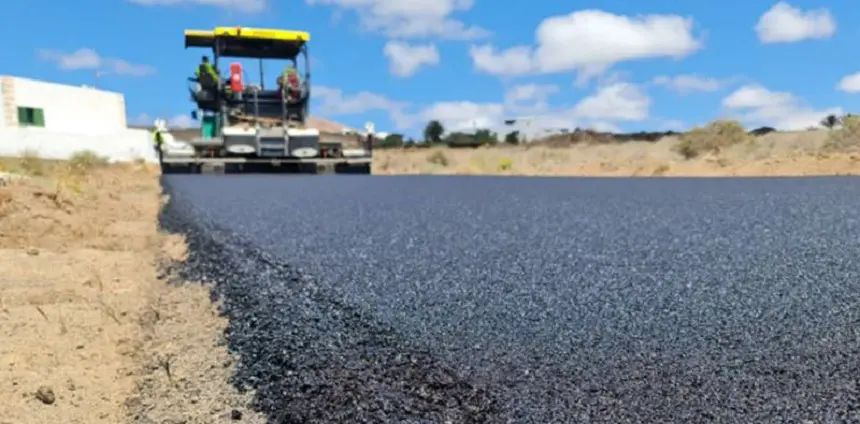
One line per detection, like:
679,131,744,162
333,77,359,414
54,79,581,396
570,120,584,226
156,176,503,422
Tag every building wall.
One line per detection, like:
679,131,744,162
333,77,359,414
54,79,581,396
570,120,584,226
0,77,16,129
0,79,4,130
0,76,157,163
5,76,128,135
0,127,159,163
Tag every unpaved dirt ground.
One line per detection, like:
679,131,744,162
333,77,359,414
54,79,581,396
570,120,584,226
0,157,263,424
373,130,860,176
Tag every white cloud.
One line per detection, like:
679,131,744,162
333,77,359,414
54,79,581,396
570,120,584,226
130,113,153,126
383,41,439,77
722,84,842,130
573,82,650,121
127,0,264,12
469,45,534,76
305,79,651,137
837,72,860,93
470,9,702,81
504,84,559,105
130,113,195,128
755,2,835,43
37,48,156,76
313,86,407,116
312,86,415,129
168,115,196,128
652,74,724,94
305,0,488,39
417,101,506,132
405,81,651,137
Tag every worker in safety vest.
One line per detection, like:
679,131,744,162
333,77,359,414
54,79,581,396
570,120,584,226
151,119,167,162
278,64,301,101
151,120,164,148
195,56,220,89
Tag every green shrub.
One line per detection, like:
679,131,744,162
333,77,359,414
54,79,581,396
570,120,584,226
674,120,750,159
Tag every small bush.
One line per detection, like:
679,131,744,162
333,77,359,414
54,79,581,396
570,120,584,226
498,157,513,171
426,150,449,166
17,149,46,176
652,163,670,175
68,150,109,173
674,120,750,159
824,115,860,151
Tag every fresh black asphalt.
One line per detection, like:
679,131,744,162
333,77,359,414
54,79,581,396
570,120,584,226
160,174,860,423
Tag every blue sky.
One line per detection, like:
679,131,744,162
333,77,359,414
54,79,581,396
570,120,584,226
2,0,860,138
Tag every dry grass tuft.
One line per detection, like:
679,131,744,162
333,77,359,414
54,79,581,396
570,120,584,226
68,150,110,174
824,115,860,151
2,150,112,179
14,149,48,176
426,149,449,166
674,120,750,159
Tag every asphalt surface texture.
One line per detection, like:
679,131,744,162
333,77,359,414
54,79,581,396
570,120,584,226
160,174,860,424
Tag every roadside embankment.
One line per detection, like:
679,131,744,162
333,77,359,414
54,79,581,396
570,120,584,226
372,122,860,176
0,154,262,423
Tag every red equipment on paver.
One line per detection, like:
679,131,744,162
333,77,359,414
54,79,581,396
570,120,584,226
229,62,243,93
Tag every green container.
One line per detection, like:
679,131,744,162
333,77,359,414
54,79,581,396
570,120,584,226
201,115,219,139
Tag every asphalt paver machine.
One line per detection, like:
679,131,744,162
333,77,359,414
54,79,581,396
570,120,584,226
158,26,373,174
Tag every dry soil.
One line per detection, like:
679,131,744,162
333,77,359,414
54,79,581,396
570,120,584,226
0,157,263,424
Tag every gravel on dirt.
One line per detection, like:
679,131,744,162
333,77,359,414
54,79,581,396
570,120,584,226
161,174,860,423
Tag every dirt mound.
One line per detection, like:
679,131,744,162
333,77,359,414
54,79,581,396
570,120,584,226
0,165,158,251
0,157,264,424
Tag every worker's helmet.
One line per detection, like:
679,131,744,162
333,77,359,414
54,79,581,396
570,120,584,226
202,56,210,63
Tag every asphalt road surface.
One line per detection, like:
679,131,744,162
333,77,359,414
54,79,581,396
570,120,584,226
162,174,860,423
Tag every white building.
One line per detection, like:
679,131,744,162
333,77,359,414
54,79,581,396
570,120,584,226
0,76,128,135
0,76,156,163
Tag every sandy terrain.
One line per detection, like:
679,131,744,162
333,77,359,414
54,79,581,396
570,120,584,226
0,155,263,424
372,129,860,176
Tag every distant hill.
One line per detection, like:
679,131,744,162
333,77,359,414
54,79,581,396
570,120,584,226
307,116,351,133
529,126,784,146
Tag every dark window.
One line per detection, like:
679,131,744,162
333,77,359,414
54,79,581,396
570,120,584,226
17,107,45,127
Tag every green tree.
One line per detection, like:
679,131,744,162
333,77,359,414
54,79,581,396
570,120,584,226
474,129,498,145
821,114,842,129
444,131,473,147
424,120,445,144
504,130,520,144
380,133,404,148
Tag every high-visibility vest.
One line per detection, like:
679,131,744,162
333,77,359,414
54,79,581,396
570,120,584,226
196,63,218,79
